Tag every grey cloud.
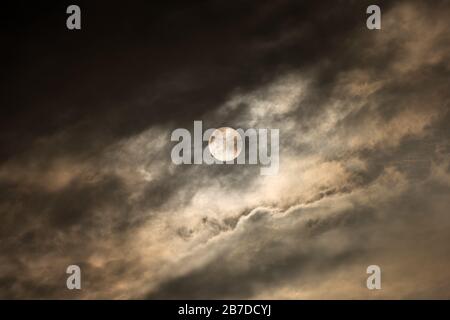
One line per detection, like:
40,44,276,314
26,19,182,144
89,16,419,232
2,0,450,299
147,165,450,299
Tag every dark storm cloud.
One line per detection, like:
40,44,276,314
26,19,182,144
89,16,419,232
146,205,375,299
0,153,146,298
1,0,450,299
143,0,450,299
147,169,450,299
3,0,396,160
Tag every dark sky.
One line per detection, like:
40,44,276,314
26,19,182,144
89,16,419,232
1,0,450,299
3,0,395,159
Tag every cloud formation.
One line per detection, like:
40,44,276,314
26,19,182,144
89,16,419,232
1,0,450,299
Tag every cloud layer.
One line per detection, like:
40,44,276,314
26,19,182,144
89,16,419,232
1,0,450,298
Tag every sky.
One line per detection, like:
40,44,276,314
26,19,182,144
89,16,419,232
1,0,450,299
